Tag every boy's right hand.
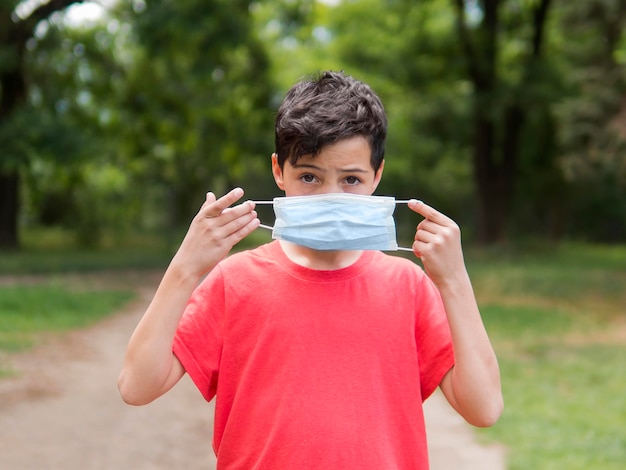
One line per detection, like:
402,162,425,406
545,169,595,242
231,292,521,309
171,187,259,279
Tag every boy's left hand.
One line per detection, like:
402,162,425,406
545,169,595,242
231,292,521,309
408,200,467,288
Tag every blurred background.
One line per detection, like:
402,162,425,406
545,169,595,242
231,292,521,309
2,0,625,252
1,2,625,470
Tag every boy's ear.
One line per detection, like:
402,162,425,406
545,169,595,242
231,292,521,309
372,159,385,191
271,153,285,190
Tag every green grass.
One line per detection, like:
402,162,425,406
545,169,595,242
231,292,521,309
487,341,626,469
0,229,173,275
467,243,626,470
0,283,134,350
0,248,174,275
0,226,270,275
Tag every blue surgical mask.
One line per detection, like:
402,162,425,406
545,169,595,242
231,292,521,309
253,193,413,252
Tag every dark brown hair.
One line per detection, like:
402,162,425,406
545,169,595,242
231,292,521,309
274,71,387,171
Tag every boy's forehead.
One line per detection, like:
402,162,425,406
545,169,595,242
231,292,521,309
300,136,372,159
291,147,374,172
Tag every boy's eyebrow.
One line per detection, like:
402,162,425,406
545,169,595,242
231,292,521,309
292,163,370,173
339,167,369,173
292,162,324,171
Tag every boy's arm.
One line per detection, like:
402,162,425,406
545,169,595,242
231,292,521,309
117,188,259,406
409,200,503,428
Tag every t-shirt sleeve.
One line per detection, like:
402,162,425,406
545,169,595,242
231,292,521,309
173,267,225,402
414,271,455,401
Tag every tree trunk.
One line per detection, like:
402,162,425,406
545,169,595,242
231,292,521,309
0,169,19,249
472,111,498,243
453,0,551,244
0,66,27,248
0,65,27,249
0,0,83,249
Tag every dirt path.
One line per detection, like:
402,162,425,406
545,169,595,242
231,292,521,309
0,274,506,469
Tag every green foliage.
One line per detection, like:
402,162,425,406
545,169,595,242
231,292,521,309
3,0,275,248
270,0,626,242
549,0,626,242
4,8,139,246
112,0,275,226
3,0,626,249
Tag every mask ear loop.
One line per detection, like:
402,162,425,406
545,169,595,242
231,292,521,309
249,201,275,232
394,200,417,252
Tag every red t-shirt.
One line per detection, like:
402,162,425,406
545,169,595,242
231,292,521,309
173,241,454,469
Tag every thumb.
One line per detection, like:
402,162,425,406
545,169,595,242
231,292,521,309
199,191,217,212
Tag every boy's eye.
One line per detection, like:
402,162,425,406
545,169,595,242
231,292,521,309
345,176,361,185
301,174,317,183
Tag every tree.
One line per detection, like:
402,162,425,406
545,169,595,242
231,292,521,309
0,0,85,248
451,0,555,243
19,12,133,247
112,0,275,228
552,0,626,242
326,0,579,243
312,0,490,235
2,0,275,248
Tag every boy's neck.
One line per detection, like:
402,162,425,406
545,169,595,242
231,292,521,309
278,240,363,270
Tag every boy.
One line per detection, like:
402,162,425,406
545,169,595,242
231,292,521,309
118,71,503,469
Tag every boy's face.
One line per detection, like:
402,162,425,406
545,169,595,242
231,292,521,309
272,136,384,197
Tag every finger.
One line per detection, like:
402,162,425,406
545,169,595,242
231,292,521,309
227,218,262,248
222,211,260,240
411,240,423,259
411,239,428,260
414,227,437,243
203,187,245,218
415,219,442,236
408,199,453,226
198,191,217,211
214,187,245,214
217,201,257,227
